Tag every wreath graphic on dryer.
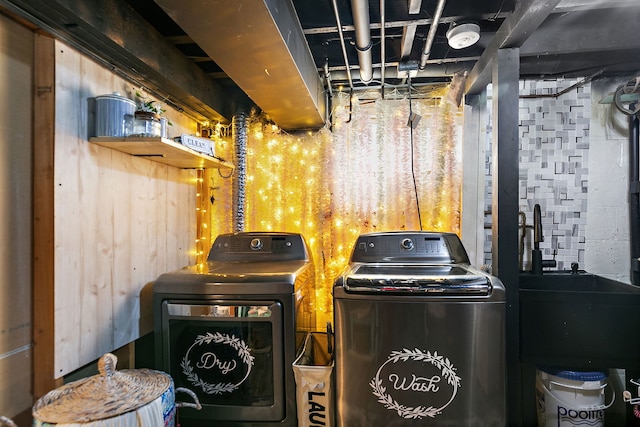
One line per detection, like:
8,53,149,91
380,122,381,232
181,332,255,394
370,348,461,419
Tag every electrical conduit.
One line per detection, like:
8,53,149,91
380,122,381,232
419,0,446,70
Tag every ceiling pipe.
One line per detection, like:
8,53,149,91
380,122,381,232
329,63,468,81
419,0,447,70
350,0,374,83
332,0,354,89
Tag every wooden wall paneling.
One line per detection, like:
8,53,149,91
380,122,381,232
144,160,162,282
111,150,135,347
143,164,197,336
167,169,193,265
165,168,180,270
155,166,169,278
0,13,34,413
50,40,198,377
91,130,117,358
54,41,117,375
54,42,93,374
33,32,58,396
116,155,160,347
0,17,33,353
171,168,197,268
175,167,197,266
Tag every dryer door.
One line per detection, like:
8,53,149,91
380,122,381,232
160,300,285,422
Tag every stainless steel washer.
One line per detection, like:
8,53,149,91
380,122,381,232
333,231,506,426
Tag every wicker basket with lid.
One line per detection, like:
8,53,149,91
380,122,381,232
0,416,17,427
32,353,178,426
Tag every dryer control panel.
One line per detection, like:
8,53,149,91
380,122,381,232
208,232,309,262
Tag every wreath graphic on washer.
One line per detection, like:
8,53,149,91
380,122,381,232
370,348,461,419
181,332,255,394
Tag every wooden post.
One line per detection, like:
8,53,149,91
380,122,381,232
33,32,59,397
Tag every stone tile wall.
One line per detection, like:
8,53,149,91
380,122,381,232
484,79,591,271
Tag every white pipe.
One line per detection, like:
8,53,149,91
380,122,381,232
419,0,447,70
332,0,354,89
350,0,373,83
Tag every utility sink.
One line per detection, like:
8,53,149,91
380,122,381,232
519,271,640,368
520,270,639,293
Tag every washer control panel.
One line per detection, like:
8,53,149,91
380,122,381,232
351,232,470,264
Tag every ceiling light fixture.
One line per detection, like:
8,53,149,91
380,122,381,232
446,23,480,49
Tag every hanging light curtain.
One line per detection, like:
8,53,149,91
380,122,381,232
203,86,464,327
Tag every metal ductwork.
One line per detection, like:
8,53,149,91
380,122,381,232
350,0,373,84
233,112,248,232
154,0,326,130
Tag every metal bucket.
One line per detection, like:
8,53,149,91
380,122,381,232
95,93,135,137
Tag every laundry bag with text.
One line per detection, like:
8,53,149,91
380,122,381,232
293,328,334,427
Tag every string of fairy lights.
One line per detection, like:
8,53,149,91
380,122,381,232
195,85,464,329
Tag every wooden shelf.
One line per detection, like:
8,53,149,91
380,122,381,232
89,136,234,169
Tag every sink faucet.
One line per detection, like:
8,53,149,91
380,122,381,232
531,204,557,274
533,204,543,251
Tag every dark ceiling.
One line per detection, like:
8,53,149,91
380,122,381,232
124,0,640,88
3,0,640,129
290,0,510,87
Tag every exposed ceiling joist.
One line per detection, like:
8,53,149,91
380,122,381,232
400,24,417,59
408,0,422,14
465,0,561,94
403,0,421,57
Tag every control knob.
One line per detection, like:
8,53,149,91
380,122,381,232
250,238,263,250
401,238,414,250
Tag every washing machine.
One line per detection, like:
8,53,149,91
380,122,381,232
153,232,315,427
333,231,506,426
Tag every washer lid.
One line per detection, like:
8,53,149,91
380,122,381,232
343,263,492,295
